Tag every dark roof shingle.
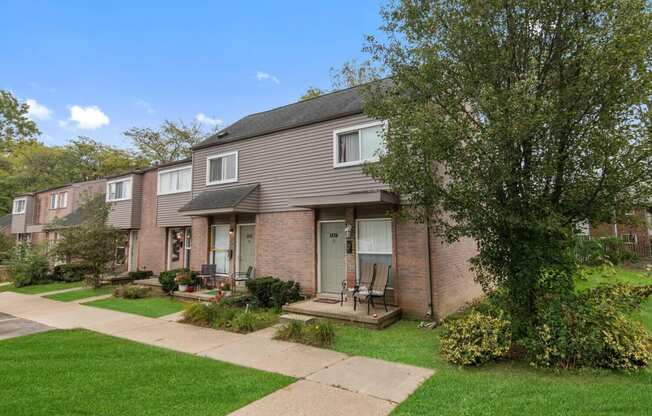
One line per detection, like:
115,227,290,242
194,84,376,149
179,184,259,212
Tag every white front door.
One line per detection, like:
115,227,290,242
167,228,183,270
319,221,346,294
211,224,231,275
237,224,255,274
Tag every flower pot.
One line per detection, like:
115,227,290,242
178,284,188,292
186,285,194,293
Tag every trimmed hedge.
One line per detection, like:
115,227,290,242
50,263,92,282
128,270,153,280
245,277,300,310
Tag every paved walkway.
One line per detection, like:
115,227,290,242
0,292,434,415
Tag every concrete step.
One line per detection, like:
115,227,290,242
279,313,316,325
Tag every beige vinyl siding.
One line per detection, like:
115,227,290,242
11,196,34,234
156,192,192,227
11,213,26,234
192,114,387,213
107,174,140,229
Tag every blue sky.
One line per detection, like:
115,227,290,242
0,0,385,148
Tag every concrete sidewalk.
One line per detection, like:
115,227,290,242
0,291,433,415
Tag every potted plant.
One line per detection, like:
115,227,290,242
175,272,192,292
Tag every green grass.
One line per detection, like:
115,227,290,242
331,267,652,416
44,286,113,302
0,280,84,294
84,296,185,317
0,329,294,416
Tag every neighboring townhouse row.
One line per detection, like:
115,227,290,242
8,85,483,319
580,208,652,258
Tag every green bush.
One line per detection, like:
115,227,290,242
230,310,278,333
113,284,151,299
601,236,638,264
50,263,92,282
574,237,607,266
128,270,153,280
274,319,335,348
8,244,50,287
246,277,301,309
440,311,512,366
159,268,197,292
522,283,652,370
182,302,277,333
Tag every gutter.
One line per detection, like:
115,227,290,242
425,220,435,319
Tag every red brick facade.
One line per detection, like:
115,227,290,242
255,210,317,294
135,170,167,274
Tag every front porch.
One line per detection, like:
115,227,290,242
282,298,401,329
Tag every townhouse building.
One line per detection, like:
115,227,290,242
9,84,483,319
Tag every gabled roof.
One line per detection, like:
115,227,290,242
194,82,385,150
179,184,259,214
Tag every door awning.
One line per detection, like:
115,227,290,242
179,183,259,216
288,190,399,208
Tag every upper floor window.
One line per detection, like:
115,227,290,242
107,178,131,202
207,151,238,185
158,166,192,195
13,198,26,214
50,193,57,209
333,121,385,167
59,192,68,208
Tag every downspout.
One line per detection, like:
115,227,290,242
425,219,435,319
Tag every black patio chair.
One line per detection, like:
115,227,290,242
199,264,217,289
232,266,253,293
353,263,376,314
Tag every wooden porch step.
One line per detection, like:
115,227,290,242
279,313,316,325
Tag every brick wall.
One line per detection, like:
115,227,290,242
394,220,483,319
190,216,209,272
255,210,316,294
430,234,483,319
136,170,167,274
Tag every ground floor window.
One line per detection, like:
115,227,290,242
356,218,393,286
211,224,230,275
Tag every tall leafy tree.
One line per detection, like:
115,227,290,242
0,90,39,153
50,196,121,288
299,59,384,100
124,120,216,163
365,0,652,334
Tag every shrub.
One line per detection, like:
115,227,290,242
601,237,638,265
522,283,652,370
159,268,197,292
182,302,277,333
8,243,50,287
128,270,153,280
246,277,301,309
574,237,607,266
440,311,511,366
50,263,92,282
274,319,335,348
113,284,151,299
230,310,278,333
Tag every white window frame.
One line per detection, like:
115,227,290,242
106,178,132,202
206,151,239,186
333,121,386,168
157,166,192,196
50,193,58,210
13,198,26,214
355,218,393,287
59,192,68,209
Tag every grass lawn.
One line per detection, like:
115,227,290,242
331,266,652,416
0,329,293,416
44,286,113,302
0,280,84,294
84,295,185,317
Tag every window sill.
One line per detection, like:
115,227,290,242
333,158,379,169
206,179,238,186
157,190,192,196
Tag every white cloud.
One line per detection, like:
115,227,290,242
134,98,155,115
195,113,223,126
256,71,280,84
59,105,110,130
26,99,53,121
